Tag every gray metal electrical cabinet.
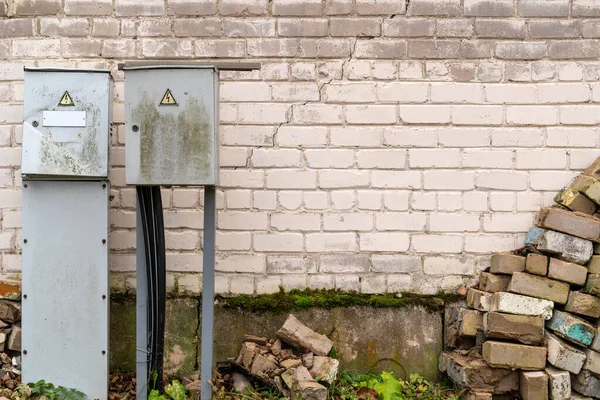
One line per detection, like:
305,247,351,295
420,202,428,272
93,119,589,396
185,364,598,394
21,68,110,400
22,68,111,178
124,66,219,186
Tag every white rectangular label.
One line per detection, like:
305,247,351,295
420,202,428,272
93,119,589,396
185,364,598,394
42,111,86,127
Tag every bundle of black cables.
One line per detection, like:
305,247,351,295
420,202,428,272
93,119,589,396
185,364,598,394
137,186,167,392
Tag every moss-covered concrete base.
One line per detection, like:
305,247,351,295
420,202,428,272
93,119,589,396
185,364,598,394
110,298,443,381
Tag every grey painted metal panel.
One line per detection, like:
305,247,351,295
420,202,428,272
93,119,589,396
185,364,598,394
124,68,219,186
22,70,111,178
22,181,109,400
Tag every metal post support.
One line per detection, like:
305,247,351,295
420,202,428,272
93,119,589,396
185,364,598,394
201,185,217,400
136,198,148,400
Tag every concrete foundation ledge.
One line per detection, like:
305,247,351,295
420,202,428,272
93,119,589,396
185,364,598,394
110,291,450,381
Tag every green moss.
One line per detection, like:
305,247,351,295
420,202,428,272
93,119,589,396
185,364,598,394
215,287,460,313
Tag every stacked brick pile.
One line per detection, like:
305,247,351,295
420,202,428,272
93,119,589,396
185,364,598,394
441,157,600,399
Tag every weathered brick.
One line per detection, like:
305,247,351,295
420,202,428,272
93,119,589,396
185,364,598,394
196,39,245,58
475,20,525,39
458,309,483,337
445,352,519,393
408,40,460,59
545,366,571,400
436,19,474,38
331,18,381,37
495,42,546,60
247,38,298,57
554,189,596,215
116,0,164,16
173,19,221,37
466,288,491,311
546,309,596,347
482,341,546,370
13,39,60,58
13,0,61,15
530,20,581,39
102,39,136,58
409,0,461,16
537,207,600,244
356,0,406,15
585,273,600,296
141,38,192,58
525,253,548,276
526,228,593,266
272,0,322,16
462,41,493,59
479,272,510,293
570,175,600,206
518,0,569,17
574,0,600,16
572,370,600,398
0,19,34,37
508,272,569,304
490,252,526,275
589,256,600,274
547,257,588,287
550,40,600,59
220,0,266,15
91,19,119,37
546,331,586,374
382,18,435,37
167,0,217,15
65,0,112,15
464,0,514,16
278,18,327,37
565,291,600,318
355,40,406,59
519,371,548,400
484,312,544,345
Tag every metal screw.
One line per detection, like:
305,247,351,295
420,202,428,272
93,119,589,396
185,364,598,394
23,239,27,244
102,239,106,244
102,183,106,189
102,350,106,355
23,184,27,188
132,125,139,132
32,121,38,128
23,350,27,355
102,295,106,300
23,294,27,299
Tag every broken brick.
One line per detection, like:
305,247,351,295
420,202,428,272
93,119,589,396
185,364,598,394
479,272,510,293
569,174,600,206
466,288,491,311
564,291,600,318
445,352,519,393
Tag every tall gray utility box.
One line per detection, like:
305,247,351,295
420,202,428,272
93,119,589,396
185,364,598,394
21,68,111,400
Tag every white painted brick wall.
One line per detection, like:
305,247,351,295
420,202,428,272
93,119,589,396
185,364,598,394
2,0,600,295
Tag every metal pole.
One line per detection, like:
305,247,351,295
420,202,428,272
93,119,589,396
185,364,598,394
136,196,148,400
201,185,216,400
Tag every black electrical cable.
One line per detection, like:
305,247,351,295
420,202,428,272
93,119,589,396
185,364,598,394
137,186,166,392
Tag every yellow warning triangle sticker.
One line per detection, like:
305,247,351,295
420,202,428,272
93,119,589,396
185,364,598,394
58,91,75,106
160,89,177,105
